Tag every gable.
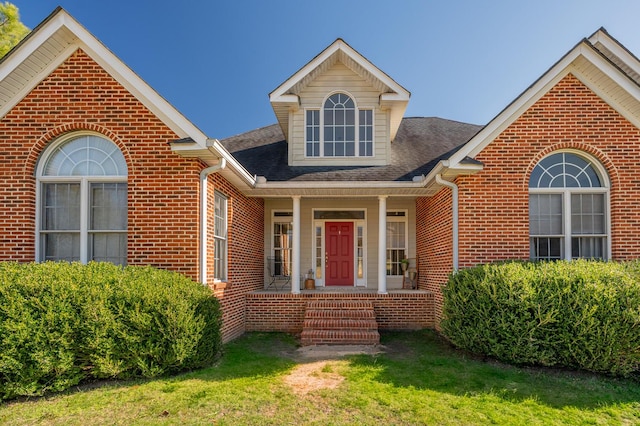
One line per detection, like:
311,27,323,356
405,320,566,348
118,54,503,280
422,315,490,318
438,29,640,183
269,39,410,143
0,7,255,192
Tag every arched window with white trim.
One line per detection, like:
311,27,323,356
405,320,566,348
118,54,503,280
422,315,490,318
305,92,373,157
528,151,609,260
37,134,128,265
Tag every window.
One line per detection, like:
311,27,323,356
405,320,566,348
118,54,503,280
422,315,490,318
529,152,608,260
386,211,407,275
214,191,228,281
305,92,373,157
273,211,293,277
37,134,127,265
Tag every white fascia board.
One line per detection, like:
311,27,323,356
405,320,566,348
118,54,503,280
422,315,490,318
448,42,640,166
65,19,209,146
1,9,210,146
270,39,410,101
207,138,257,186
269,41,342,101
589,30,640,76
271,94,300,110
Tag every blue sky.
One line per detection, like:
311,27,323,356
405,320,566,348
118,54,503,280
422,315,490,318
14,1,640,139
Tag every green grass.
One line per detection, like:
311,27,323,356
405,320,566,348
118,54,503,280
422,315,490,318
1,330,639,425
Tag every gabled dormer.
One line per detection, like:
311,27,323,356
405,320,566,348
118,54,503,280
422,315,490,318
269,39,410,167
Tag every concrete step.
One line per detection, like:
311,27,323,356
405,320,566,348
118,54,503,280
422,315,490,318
300,329,380,346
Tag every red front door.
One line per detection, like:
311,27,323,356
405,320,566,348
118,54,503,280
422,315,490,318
325,222,354,286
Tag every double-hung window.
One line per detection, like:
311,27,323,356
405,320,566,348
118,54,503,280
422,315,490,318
386,211,407,275
214,191,228,281
305,92,373,157
529,151,609,260
272,211,293,277
37,134,127,265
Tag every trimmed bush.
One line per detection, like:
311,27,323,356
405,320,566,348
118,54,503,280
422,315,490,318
0,262,221,400
441,260,640,377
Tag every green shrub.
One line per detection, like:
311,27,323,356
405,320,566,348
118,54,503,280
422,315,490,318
0,262,221,400
441,260,640,377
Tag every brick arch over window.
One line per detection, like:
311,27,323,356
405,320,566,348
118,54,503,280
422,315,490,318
24,123,133,178
523,142,619,191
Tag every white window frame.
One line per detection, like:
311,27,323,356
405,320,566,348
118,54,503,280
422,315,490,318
35,132,127,264
311,208,367,287
271,210,293,278
528,150,611,261
386,210,408,276
214,191,228,281
304,91,374,158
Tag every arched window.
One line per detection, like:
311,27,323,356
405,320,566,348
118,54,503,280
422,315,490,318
305,92,373,157
529,151,608,260
37,134,128,265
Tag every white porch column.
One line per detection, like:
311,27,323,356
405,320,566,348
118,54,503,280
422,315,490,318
378,195,388,294
291,195,301,294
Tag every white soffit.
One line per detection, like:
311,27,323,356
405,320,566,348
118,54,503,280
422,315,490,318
448,35,640,166
0,8,209,147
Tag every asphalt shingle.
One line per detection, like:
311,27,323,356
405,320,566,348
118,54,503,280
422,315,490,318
220,117,482,182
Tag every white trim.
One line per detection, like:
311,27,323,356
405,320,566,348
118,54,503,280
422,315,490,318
377,196,387,294
199,159,226,284
311,208,367,288
528,150,610,261
304,91,375,159
435,175,459,271
385,209,409,277
269,39,409,102
448,39,640,167
291,196,301,294
36,132,127,264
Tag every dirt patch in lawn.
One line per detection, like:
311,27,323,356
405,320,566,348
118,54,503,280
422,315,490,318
283,360,346,395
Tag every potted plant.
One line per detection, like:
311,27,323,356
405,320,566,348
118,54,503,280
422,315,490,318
401,258,410,273
304,269,315,289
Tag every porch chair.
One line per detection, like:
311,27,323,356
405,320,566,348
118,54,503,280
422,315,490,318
266,256,291,290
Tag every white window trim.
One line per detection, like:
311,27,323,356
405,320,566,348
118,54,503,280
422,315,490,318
35,132,127,264
386,209,408,276
304,91,375,158
528,150,611,261
271,210,293,276
213,191,228,282
311,208,367,287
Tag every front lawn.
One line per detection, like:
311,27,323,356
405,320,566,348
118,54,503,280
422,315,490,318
1,330,638,425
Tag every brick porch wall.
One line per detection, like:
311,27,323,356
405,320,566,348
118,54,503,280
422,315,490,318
245,291,435,333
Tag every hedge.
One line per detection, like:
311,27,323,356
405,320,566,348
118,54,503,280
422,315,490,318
0,262,222,400
441,260,640,377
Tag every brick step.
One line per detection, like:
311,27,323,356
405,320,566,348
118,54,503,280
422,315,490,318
306,300,374,310
300,329,380,346
303,318,378,330
304,309,376,319
301,298,379,346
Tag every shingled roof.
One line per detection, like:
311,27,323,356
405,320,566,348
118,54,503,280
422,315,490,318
219,117,482,182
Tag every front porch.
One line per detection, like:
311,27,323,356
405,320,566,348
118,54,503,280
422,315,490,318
245,288,435,344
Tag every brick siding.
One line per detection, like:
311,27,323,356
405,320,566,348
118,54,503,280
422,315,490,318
420,73,640,324
0,48,265,342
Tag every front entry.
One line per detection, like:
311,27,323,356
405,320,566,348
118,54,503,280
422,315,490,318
325,222,354,286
